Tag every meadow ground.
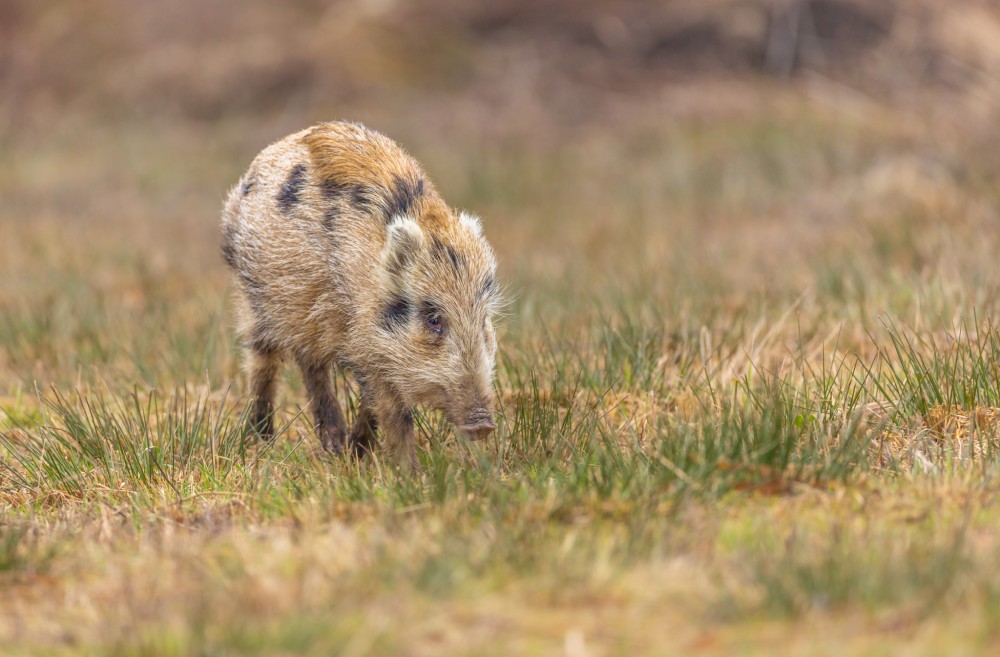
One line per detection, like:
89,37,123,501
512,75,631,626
4,79,1000,656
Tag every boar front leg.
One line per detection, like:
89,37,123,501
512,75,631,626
297,357,349,453
369,383,418,470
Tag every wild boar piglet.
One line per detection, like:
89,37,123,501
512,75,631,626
220,121,501,468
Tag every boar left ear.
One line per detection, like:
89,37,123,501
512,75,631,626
382,217,425,291
459,211,483,237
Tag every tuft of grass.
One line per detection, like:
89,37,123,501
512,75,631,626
653,383,870,498
1,387,273,506
868,317,1000,414
857,317,1000,473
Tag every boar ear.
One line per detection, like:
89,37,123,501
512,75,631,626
459,211,483,237
382,217,425,290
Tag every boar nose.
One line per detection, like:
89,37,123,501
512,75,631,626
459,408,496,441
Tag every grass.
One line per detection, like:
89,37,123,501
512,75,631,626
4,84,1000,655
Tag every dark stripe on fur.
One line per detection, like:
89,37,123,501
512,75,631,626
277,164,307,213
323,207,337,233
446,245,464,272
382,296,411,330
385,175,424,221
430,237,465,273
351,185,375,212
319,179,348,200
479,275,498,299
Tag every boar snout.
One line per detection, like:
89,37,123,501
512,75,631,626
459,407,496,441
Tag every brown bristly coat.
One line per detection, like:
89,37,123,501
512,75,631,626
221,121,500,468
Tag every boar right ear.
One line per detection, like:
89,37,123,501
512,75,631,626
382,217,425,291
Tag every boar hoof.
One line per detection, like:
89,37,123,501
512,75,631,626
348,410,378,458
247,408,275,442
319,429,348,454
349,433,376,458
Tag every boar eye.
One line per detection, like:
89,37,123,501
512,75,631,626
420,301,445,336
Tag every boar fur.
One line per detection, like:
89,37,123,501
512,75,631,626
220,121,500,468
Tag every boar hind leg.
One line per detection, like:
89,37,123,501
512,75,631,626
298,358,349,453
248,347,282,441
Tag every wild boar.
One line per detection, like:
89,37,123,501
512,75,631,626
220,121,500,468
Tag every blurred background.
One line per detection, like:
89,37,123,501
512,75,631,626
7,0,1000,125
4,0,1000,387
